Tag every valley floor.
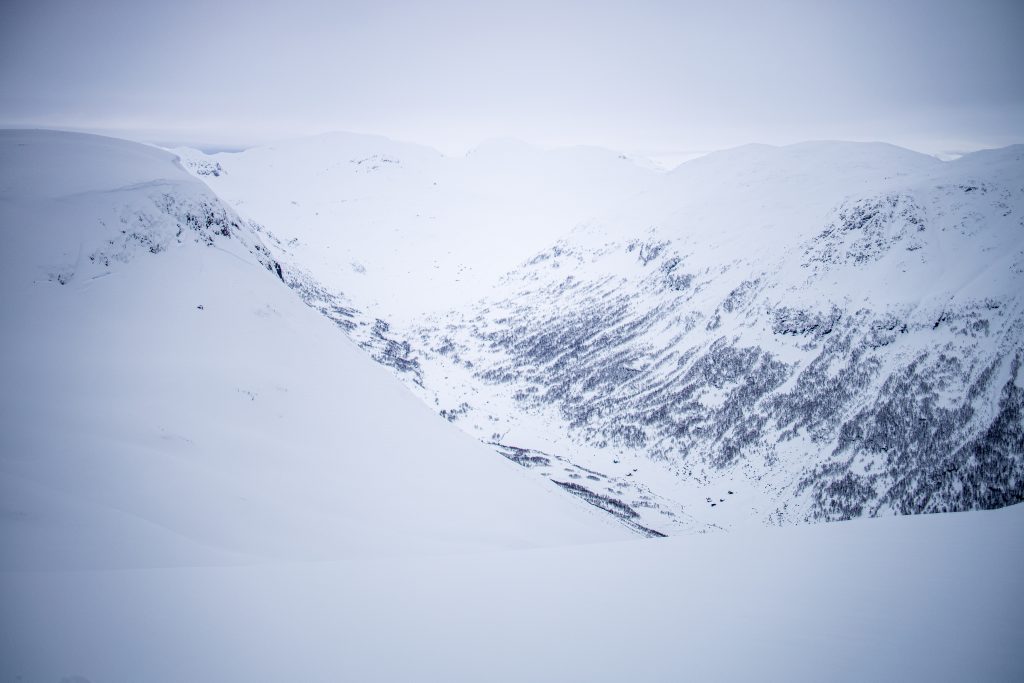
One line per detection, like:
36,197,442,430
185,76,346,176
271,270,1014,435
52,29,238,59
3,504,1022,683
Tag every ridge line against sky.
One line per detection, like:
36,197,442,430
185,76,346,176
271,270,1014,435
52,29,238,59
2,125,1003,170
1,0,1022,160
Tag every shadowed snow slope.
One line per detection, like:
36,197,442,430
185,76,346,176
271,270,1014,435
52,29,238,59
0,130,627,572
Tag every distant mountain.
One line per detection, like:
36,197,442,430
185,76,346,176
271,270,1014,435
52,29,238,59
174,133,658,321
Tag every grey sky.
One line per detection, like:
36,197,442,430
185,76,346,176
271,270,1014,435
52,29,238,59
1,0,1022,157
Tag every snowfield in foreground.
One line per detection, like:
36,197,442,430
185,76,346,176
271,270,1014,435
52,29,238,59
3,505,1022,682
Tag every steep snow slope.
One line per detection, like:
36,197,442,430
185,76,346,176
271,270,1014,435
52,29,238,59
0,130,628,572
3,505,1022,682
174,133,658,321
409,142,1024,533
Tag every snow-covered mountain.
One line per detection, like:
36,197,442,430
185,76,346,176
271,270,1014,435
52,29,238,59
409,142,1024,532
0,130,628,572
174,133,658,321
179,135,1023,536
2,130,1023,682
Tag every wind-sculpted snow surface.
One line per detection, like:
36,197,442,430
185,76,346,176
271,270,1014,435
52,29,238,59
412,143,1024,529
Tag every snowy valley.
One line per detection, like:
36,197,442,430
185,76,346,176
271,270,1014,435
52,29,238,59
179,134,1024,537
1,129,1022,681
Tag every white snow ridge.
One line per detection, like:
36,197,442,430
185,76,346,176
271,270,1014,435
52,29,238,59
1,130,1022,682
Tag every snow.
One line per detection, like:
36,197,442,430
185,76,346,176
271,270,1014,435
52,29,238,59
390,138,1024,533
0,130,627,572
2,129,1022,681
173,133,658,321
3,505,1022,682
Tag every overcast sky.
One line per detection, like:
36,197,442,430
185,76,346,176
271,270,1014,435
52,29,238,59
1,0,1022,158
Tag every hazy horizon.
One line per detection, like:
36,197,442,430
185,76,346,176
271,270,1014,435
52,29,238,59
2,0,1022,160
